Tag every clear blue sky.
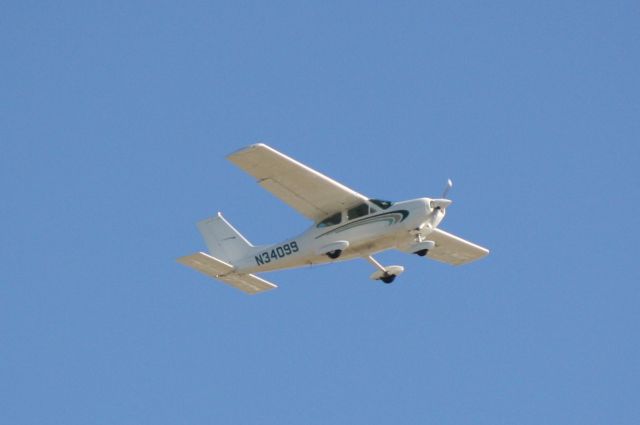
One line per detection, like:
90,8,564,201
2,1,639,424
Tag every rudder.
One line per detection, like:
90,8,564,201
196,213,254,263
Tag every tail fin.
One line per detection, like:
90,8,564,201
196,213,254,263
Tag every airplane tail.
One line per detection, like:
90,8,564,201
196,213,256,263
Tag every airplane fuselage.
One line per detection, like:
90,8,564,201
234,198,444,274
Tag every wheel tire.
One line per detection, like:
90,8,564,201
327,249,342,259
415,249,429,257
381,274,396,284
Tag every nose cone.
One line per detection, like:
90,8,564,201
430,199,452,210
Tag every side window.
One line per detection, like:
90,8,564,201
317,212,342,228
370,199,393,210
347,203,369,220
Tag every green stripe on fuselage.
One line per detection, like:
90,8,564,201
315,210,409,239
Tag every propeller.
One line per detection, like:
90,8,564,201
430,179,453,210
442,179,453,199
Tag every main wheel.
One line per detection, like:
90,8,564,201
381,274,396,284
415,249,429,257
327,249,342,259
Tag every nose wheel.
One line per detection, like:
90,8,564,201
366,256,404,284
381,274,396,284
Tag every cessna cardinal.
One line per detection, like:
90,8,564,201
178,143,489,294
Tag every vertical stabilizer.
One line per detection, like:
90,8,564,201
196,213,254,263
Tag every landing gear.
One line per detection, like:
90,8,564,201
414,249,429,257
381,274,396,284
327,249,342,259
366,256,404,284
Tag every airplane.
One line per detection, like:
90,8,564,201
178,143,489,294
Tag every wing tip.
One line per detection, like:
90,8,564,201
227,142,270,158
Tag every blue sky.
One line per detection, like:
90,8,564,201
2,1,639,424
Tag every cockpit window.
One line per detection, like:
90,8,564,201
347,203,369,220
370,199,393,210
317,212,342,228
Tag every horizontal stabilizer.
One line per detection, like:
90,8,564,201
178,252,277,295
427,229,489,266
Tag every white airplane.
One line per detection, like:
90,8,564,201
178,144,489,294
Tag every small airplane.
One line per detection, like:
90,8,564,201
178,143,489,294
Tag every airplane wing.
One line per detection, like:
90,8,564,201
178,252,277,295
427,228,490,266
227,143,369,221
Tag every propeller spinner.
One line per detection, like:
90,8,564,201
430,179,453,210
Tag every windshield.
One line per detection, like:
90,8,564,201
369,199,394,210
